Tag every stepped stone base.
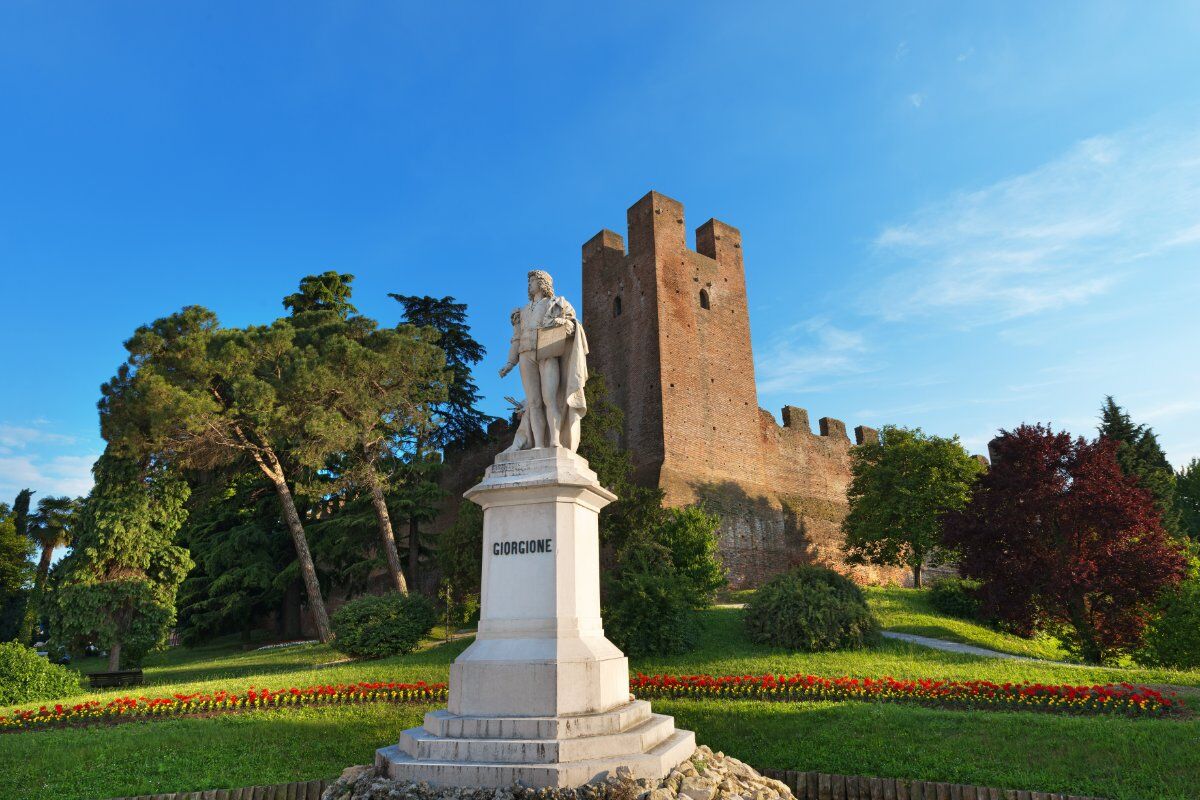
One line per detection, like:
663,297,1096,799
375,701,696,788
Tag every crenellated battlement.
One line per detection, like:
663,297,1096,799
584,191,743,273
778,405,878,445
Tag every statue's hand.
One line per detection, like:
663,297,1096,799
499,364,513,378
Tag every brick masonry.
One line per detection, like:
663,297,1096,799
581,191,906,588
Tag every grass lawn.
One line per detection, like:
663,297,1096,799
4,607,1200,800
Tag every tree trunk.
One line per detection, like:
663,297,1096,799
1068,597,1103,664
268,475,332,643
35,545,54,590
408,516,421,591
912,562,923,589
19,545,56,643
107,641,122,672
280,579,302,639
368,476,408,594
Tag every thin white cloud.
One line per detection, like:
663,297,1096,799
0,424,75,449
0,454,97,499
1140,399,1200,422
0,421,95,500
756,317,874,395
871,121,1200,324
907,92,925,108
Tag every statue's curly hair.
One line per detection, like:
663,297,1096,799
527,269,554,300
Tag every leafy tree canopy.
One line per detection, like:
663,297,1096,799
943,424,1187,664
0,503,34,598
50,453,193,669
842,425,983,587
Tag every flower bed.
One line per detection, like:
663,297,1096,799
0,673,1181,732
631,673,1181,717
0,681,447,732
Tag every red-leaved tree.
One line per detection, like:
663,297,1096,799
942,424,1186,664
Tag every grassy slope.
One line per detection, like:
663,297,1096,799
865,586,1072,661
5,609,1200,800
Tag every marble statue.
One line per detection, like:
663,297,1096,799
498,270,588,452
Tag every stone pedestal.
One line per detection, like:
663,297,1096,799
377,448,695,788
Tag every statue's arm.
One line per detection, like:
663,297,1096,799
499,323,520,378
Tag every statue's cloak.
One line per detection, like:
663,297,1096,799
550,296,588,451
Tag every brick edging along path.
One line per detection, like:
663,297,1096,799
106,769,1106,800
761,769,1104,800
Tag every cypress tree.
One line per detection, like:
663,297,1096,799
1098,396,1181,538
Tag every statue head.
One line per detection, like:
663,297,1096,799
527,270,554,301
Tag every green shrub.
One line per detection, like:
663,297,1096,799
0,641,82,705
743,565,879,651
928,577,984,620
603,540,698,657
1137,576,1200,669
331,592,436,659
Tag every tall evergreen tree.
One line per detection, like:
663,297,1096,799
12,489,33,543
100,306,334,641
1098,396,1181,537
1177,458,1200,542
389,295,490,449
51,453,193,670
390,295,490,589
176,467,295,644
283,271,358,317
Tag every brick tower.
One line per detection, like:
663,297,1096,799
582,191,766,503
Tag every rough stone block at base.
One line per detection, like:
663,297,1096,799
399,713,677,764
376,729,696,789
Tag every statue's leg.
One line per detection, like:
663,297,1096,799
518,352,546,448
539,357,562,448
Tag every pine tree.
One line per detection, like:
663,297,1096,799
390,295,490,589
1098,396,1181,538
288,275,448,595
100,306,334,641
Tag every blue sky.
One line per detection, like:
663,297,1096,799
2,2,1199,503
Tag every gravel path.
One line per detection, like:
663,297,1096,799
879,630,1071,665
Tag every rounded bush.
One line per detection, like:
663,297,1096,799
603,541,698,657
743,566,879,651
1137,577,1200,669
331,592,436,659
928,577,983,620
0,641,82,705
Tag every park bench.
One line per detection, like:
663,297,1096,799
86,669,144,689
